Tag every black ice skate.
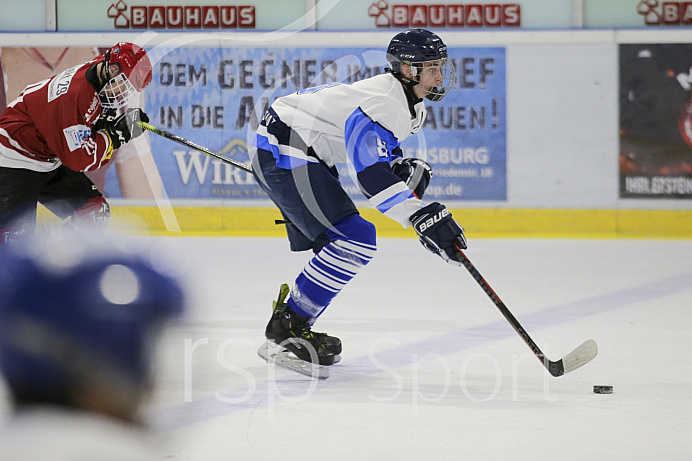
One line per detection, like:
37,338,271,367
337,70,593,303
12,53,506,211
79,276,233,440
258,283,341,379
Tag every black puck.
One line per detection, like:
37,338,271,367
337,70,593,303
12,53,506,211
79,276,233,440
593,385,613,394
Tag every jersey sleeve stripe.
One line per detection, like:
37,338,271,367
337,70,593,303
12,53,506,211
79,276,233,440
382,197,422,228
344,107,399,172
0,128,36,156
377,189,415,214
256,113,319,169
369,182,412,210
367,182,422,227
256,130,318,169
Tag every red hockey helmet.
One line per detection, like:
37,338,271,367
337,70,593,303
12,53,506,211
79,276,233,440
99,42,152,109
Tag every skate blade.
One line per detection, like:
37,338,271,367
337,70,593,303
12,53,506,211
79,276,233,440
258,340,330,380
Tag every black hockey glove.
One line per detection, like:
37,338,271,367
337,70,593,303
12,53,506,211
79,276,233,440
96,108,149,149
410,202,467,266
391,157,433,199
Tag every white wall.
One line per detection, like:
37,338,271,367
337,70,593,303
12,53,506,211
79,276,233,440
505,42,619,210
1,30,691,210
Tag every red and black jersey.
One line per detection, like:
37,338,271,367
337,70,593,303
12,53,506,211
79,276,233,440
0,60,113,172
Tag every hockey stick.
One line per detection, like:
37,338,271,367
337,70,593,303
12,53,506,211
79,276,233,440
137,121,253,173
453,244,598,377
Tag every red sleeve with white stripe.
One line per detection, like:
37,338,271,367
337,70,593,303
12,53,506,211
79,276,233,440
0,62,113,172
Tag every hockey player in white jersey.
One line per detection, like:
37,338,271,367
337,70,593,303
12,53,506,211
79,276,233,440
253,29,467,376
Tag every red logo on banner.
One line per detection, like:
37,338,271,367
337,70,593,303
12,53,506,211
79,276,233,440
636,0,692,25
367,0,520,27
107,1,256,29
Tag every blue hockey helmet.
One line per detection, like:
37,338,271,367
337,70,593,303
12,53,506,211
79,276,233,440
386,28,456,102
0,233,185,405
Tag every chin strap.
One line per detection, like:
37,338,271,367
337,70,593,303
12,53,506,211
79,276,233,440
91,51,113,96
386,68,423,117
101,50,112,82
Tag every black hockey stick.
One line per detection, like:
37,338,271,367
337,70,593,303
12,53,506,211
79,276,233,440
453,243,598,377
137,121,253,173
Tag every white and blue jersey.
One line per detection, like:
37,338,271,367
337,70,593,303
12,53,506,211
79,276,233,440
256,72,426,228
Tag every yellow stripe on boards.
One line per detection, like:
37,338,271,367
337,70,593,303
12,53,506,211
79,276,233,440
37,206,692,239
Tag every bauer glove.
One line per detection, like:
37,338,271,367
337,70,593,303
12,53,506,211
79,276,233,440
96,108,149,149
391,157,433,199
410,202,467,266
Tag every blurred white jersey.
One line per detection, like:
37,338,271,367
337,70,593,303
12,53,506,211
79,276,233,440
0,407,160,461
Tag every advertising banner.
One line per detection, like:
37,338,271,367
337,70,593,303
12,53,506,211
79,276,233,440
319,0,572,29
55,0,308,31
53,0,572,31
619,44,692,199
0,44,506,202
130,45,506,202
585,0,692,28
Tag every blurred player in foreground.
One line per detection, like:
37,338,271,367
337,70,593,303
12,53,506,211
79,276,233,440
253,29,467,376
0,231,185,460
0,42,152,246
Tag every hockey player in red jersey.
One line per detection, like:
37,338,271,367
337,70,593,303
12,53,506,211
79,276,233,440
0,42,152,245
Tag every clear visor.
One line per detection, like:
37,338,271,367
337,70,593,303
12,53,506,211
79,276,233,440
99,73,139,109
411,58,456,102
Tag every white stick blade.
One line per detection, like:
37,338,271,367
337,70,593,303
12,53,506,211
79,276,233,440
561,339,598,374
562,339,598,373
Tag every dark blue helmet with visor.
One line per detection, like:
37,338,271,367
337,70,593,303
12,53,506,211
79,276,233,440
386,28,456,102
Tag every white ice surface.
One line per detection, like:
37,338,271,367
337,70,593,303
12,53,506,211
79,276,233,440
2,237,692,460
